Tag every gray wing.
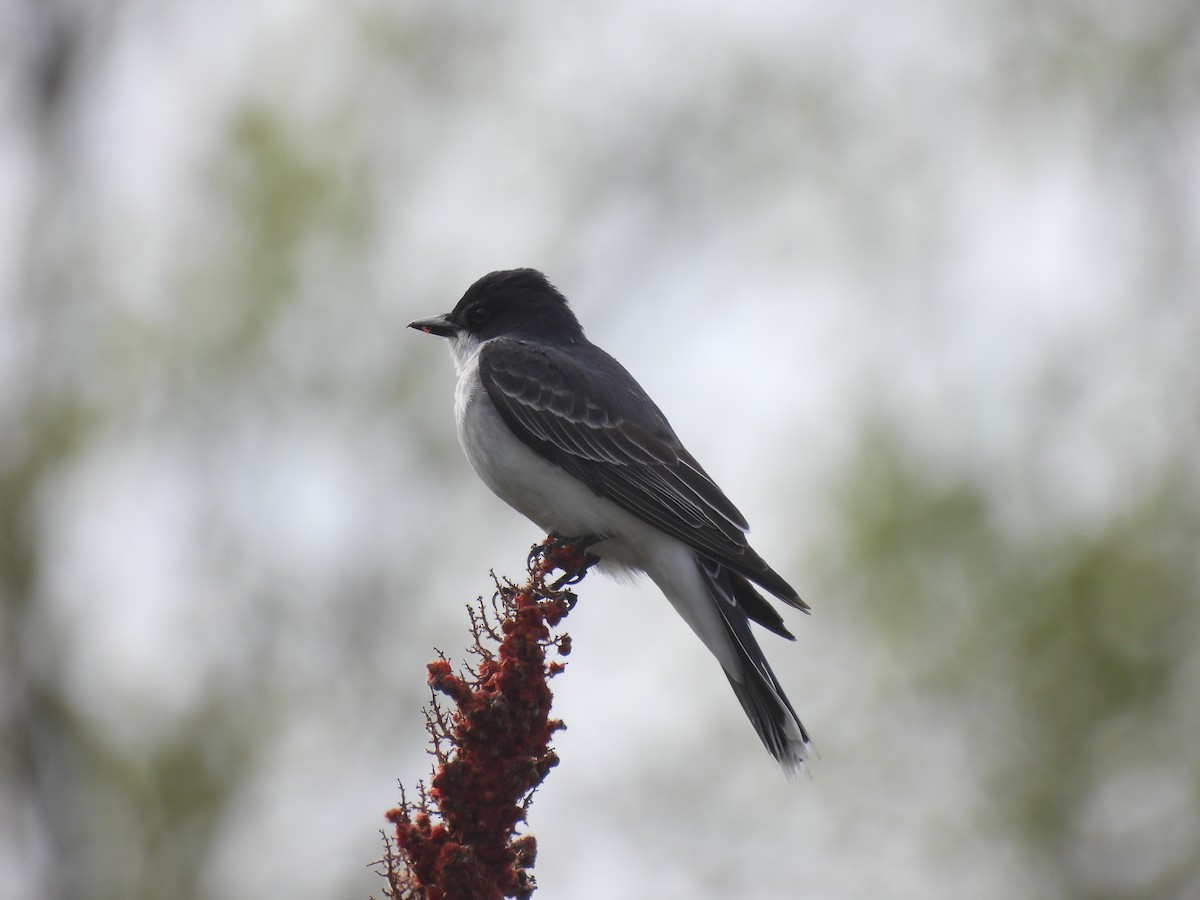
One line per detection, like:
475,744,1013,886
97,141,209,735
479,338,805,609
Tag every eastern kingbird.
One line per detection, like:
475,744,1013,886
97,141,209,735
410,268,811,775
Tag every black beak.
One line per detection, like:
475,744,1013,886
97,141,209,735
408,313,458,338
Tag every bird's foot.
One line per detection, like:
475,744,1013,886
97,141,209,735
534,532,603,589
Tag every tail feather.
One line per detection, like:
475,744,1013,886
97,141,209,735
728,569,795,640
698,556,812,777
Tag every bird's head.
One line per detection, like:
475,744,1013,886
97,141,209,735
409,268,584,346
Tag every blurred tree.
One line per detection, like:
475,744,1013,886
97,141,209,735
833,425,1200,900
2,5,373,898
3,0,1198,898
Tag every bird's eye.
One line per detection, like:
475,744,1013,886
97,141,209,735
470,305,491,325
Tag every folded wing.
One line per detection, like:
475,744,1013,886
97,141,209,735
479,339,807,611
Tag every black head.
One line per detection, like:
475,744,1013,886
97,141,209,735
409,269,583,343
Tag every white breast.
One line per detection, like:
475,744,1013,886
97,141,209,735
446,335,661,571
443,335,737,675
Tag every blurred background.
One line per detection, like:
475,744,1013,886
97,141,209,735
3,1,1199,898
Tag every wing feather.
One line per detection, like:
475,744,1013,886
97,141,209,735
479,339,805,609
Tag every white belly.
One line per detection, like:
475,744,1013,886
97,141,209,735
451,338,661,572
446,336,737,672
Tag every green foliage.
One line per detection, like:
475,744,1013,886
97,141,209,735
1,97,371,900
224,106,368,306
834,425,1200,898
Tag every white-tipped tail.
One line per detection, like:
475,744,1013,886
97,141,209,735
643,542,812,777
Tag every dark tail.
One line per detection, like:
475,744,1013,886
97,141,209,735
697,556,812,777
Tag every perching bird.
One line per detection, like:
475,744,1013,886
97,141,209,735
410,268,811,775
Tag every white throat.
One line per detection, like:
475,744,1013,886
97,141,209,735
448,331,484,375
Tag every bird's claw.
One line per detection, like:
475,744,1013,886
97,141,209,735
548,552,600,590
534,532,603,589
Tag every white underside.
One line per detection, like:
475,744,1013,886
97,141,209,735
446,333,809,775
449,334,740,673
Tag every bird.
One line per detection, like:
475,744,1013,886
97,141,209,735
409,268,811,775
